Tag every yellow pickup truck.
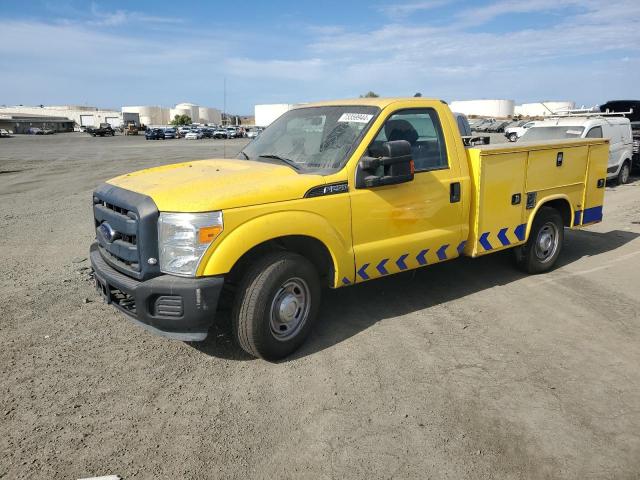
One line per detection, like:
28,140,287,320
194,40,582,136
90,98,608,360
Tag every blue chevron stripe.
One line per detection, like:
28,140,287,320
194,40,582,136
479,232,492,250
514,224,526,242
357,263,370,280
396,254,409,271
416,249,429,266
376,258,389,275
497,228,510,246
457,240,466,255
436,244,449,261
342,277,351,285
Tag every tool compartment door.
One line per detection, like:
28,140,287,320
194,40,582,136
467,149,527,256
579,141,608,225
526,145,589,192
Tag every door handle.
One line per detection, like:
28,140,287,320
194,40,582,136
450,182,461,203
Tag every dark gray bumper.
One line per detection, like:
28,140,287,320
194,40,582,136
90,243,223,341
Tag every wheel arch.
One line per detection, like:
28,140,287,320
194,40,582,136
525,195,573,240
198,211,352,287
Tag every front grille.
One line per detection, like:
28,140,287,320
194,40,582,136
94,198,141,274
93,184,160,281
633,139,639,154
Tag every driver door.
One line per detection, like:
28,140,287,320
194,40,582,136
348,107,466,283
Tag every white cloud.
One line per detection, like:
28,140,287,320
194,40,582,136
378,0,453,17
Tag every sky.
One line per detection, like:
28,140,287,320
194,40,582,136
0,0,638,114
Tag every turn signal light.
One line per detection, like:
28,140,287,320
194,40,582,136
199,225,223,244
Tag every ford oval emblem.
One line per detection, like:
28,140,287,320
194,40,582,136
99,222,118,243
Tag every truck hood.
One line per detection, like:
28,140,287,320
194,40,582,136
106,159,326,212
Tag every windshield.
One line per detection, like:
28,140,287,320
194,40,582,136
240,105,379,172
521,126,585,141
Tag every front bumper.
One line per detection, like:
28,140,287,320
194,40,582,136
90,243,223,341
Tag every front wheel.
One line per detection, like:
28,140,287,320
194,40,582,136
232,251,321,360
508,133,518,142
513,207,564,274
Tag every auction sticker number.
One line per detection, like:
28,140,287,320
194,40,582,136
338,113,374,123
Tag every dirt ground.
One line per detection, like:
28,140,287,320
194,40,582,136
1,133,639,479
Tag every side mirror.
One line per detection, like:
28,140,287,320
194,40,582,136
355,140,415,189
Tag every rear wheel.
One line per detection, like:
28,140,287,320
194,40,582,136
617,161,631,185
514,207,564,274
232,251,321,360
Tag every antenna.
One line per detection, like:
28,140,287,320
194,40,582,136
223,77,226,159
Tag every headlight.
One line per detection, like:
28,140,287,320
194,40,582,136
158,211,223,276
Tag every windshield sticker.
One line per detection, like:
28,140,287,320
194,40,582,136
338,113,374,123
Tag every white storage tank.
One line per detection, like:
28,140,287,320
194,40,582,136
172,103,199,123
122,106,169,126
255,104,296,127
514,101,576,117
449,99,515,118
198,107,222,125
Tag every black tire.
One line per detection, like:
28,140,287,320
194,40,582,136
508,133,518,142
617,161,631,185
232,251,321,360
513,206,564,274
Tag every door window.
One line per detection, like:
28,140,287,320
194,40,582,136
586,126,603,138
371,109,448,172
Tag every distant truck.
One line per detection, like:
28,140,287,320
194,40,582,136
89,123,115,137
600,100,640,171
90,97,608,360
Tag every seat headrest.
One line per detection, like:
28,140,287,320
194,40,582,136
385,119,419,144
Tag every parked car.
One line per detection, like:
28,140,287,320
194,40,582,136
226,127,239,138
213,127,229,139
484,120,510,133
27,127,43,135
42,128,55,135
520,116,634,184
163,128,177,139
246,128,263,139
90,123,115,137
505,121,536,142
177,126,192,137
201,128,214,138
185,129,204,140
0,129,11,138
471,119,496,132
145,128,165,140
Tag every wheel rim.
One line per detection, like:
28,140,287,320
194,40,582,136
269,277,311,341
621,165,629,184
534,222,560,263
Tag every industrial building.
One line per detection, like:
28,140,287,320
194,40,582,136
0,105,124,128
449,99,515,118
0,113,74,134
122,103,222,127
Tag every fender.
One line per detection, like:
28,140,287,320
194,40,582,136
525,193,574,240
198,210,354,287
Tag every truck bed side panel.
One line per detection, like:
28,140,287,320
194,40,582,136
465,139,608,257
466,149,527,256
578,142,608,226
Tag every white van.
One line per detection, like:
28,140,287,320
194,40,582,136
520,116,634,184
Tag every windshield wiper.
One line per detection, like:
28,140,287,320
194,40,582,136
258,154,300,170
238,151,249,160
